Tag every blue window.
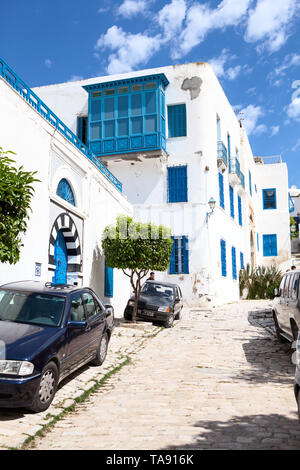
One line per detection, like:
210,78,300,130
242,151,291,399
263,188,276,210
229,185,234,218
104,262,114,297
219,172,225,209
232,246,237,280
168,104,187,138
77,116,88,145
238,195,242,226
249,170,252,196
167,166,188,203
257,233,259,251
56,179,75,206
263,234,278,257
220,239,227,277
169,236,189,274
240,252,244,270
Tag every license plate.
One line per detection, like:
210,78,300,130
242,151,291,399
143,310,154,317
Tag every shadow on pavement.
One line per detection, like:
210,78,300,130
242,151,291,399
165,413,300,450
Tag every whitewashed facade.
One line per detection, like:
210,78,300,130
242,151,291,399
0,60,132,315
0,60,291,307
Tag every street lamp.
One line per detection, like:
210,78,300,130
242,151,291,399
206,197,216,223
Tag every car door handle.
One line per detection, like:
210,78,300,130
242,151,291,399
85,325,91,332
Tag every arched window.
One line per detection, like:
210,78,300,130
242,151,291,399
56,179,75,206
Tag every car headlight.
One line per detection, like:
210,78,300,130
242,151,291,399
128,300,135,307
0,360,34,376
158,306,170,313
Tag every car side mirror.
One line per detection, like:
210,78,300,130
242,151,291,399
68,320,87,329
105,304,114,316
274,288,279,297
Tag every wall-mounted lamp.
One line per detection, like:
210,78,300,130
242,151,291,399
206,197,216,223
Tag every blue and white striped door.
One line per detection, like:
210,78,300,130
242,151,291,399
53,230,67,284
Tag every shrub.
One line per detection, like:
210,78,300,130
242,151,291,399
239,264,282,300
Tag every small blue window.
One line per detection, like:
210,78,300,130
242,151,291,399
232,246,237,280
249,170,252,197
56,179,75,206
229,185,234,218
168,104,187,138
240,252,244,270
167,166,188,203
104,262,114,297
219,172,225,209
220,239,227,277
263,234,277,257
169,236,189,274
263,188,276,210
238,195,242,226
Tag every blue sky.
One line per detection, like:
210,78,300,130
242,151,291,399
1,0,300,186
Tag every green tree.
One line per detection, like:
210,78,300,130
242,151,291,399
0,147,39,264
290,216,299,240
102,215,173,322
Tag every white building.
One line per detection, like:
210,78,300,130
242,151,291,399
0,59,291,307
0,57,132,315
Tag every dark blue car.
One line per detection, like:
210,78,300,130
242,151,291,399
0,281,114,412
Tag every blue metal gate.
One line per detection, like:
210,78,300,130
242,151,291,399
53,230,67,284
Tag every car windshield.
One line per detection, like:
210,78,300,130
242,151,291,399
141,283,174,299
0,290,66,327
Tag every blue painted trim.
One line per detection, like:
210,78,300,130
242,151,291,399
104,262,114,297
219,172,225,209
220,239,227,277
262,188,277,210
229,185,234,219
238,195,242,226
231,246,237,280
83,73,169,91
56,179,76,206
289,193,295,213
168,104,187,138
263,234,278,257
0,56,123,193
169,236,189,274
240,252,244,270
167,165,188,203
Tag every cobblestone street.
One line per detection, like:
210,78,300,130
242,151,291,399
25,300,300,450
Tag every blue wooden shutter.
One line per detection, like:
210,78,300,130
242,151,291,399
168,166,187,203
232,246,237,280
182,236,189,274
169,237,176,274
104,262,114,297
229,185,234,218
263,234,277,257
240,252,244,270
238,195,242,226
263,189,276,209
249,170,252,196
220,239,227,277
219,172,224,209
168,104,187,138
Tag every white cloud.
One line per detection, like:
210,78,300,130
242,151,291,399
252,123,267,136
173,0,252,58
208,49,251,81
68,75,84,82
286,97,300,122
239,104,264,135
270,125,280,136
44,59,52,69
158,0,186,41
292,139,300,152
245,0,300,52
117,0,148,18
95,25,161,74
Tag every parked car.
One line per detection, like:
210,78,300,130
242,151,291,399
0,281,114,412
273,269,300,343
124,280,183,328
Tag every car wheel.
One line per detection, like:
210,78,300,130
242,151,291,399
273,313,288,343
124,312,132,321
28,361,58,413
291,321,299,341
92,332,109,366
175,309,181,320
164,314,174,328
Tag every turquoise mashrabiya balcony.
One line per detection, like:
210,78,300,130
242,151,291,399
83,73,169,159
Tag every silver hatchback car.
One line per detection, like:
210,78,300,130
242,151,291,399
273,269,300,343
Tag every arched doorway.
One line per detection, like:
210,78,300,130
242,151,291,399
53,230,68,284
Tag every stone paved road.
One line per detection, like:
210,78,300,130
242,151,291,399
31,301,300,450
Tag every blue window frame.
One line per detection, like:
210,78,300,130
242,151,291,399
249,170,252,196
168,104,187,138
263,234,278,257
240,252,244,270
219,172,225,209
56,179,76,206
232,246,237,280
238,195,242,226
263,188,277,210
104,262,114,297
229,185,234,218
169,236,189,274
220,239,227,277
167,166,188,203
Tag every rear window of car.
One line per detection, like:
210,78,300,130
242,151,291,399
0,290,66,327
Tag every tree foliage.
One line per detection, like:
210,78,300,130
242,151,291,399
0,147,39,264
102,215,173,322
239,264,282,299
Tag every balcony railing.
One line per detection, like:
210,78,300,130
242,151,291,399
240,171,245,189
217,141,228,166
0,57,123,193
229,157,245,189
